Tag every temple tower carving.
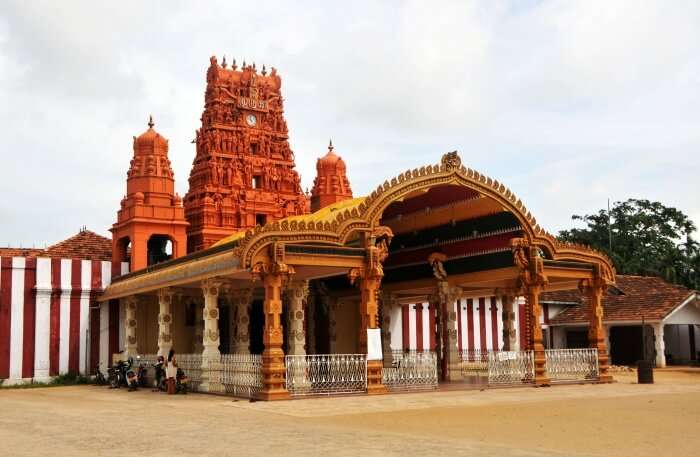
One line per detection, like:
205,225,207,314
111,117,188,272
310,140,353,212
184,56,309,252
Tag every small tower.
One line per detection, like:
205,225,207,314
310,140,353,212
111,116,189,273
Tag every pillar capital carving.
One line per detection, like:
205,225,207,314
157,287,176,304
285,280,309,301
201,278,225,298
229,288,252,305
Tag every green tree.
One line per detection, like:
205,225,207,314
558,199,699,289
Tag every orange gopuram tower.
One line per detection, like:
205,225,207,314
184,56,309,252
111,117,189,272
310,140,353,212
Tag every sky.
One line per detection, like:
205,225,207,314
1,0,699,248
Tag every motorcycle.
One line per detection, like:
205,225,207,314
136,357,149,388
94,369,108,386
175,367,189,394
108,359,129,389
153,356,166,392
126,357,139,391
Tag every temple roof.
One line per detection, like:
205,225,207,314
0,229,112,261
212,197,366,247
547,275,697,324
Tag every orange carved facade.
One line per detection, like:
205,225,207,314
184,56,309,253
111,117,188,272
310,141,353,212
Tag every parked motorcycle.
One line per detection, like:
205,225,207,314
175,367,189,394
94,369,108,386
108,359,129,389
153,356,166,392
126,357,139,391
136,357,149,388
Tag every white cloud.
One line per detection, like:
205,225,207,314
1,0,698,247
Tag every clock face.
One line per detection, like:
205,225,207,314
246,113,257,126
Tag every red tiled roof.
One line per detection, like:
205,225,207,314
547,275,696,324
0,247,46,257
0,230,113,262
45,230,112,261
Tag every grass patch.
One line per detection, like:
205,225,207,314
0,372,93,389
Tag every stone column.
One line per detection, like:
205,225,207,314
327,297,339,354
306,293,316,354
582,278,612,382
123,296,138,358
444,290,461,381
432,283,461,381
259,269,290,400
380,293,398,368
157,288,175,357
286,280,309,356
654,323,666,368
230,289,252,355
358,275,386,394
500,293,518,351
199,279,222,393
526,281,550,386
193,297,204,354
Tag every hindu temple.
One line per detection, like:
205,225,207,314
9,55,698,398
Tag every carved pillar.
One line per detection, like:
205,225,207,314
429,293,443,379
231,289,252,354
581,278,612,382
258,268,290,400
444,285,462,381
306,293,316,354
123,296,138,358
327,298,339,353
286,281,309,356
429,281,461,381
358,274,386,395
500,292,518,351
381,293,398,368
199,279,222,393
525,280,549,386
157,288,175,357
193,297,204,354
654,323,666,368
512,239,549,386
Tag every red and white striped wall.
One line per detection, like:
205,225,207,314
0,257,128,384
389,296,566,352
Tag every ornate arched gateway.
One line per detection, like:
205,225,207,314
101,152,615,400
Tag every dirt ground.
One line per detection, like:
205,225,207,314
1,369,699,457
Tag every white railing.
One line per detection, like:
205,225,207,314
285,354,367,396
383,351,438,391
219,354,263,398
545,348,599,382
487,350,535,384
177,354,203,391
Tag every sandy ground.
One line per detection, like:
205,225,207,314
1,369,699,457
